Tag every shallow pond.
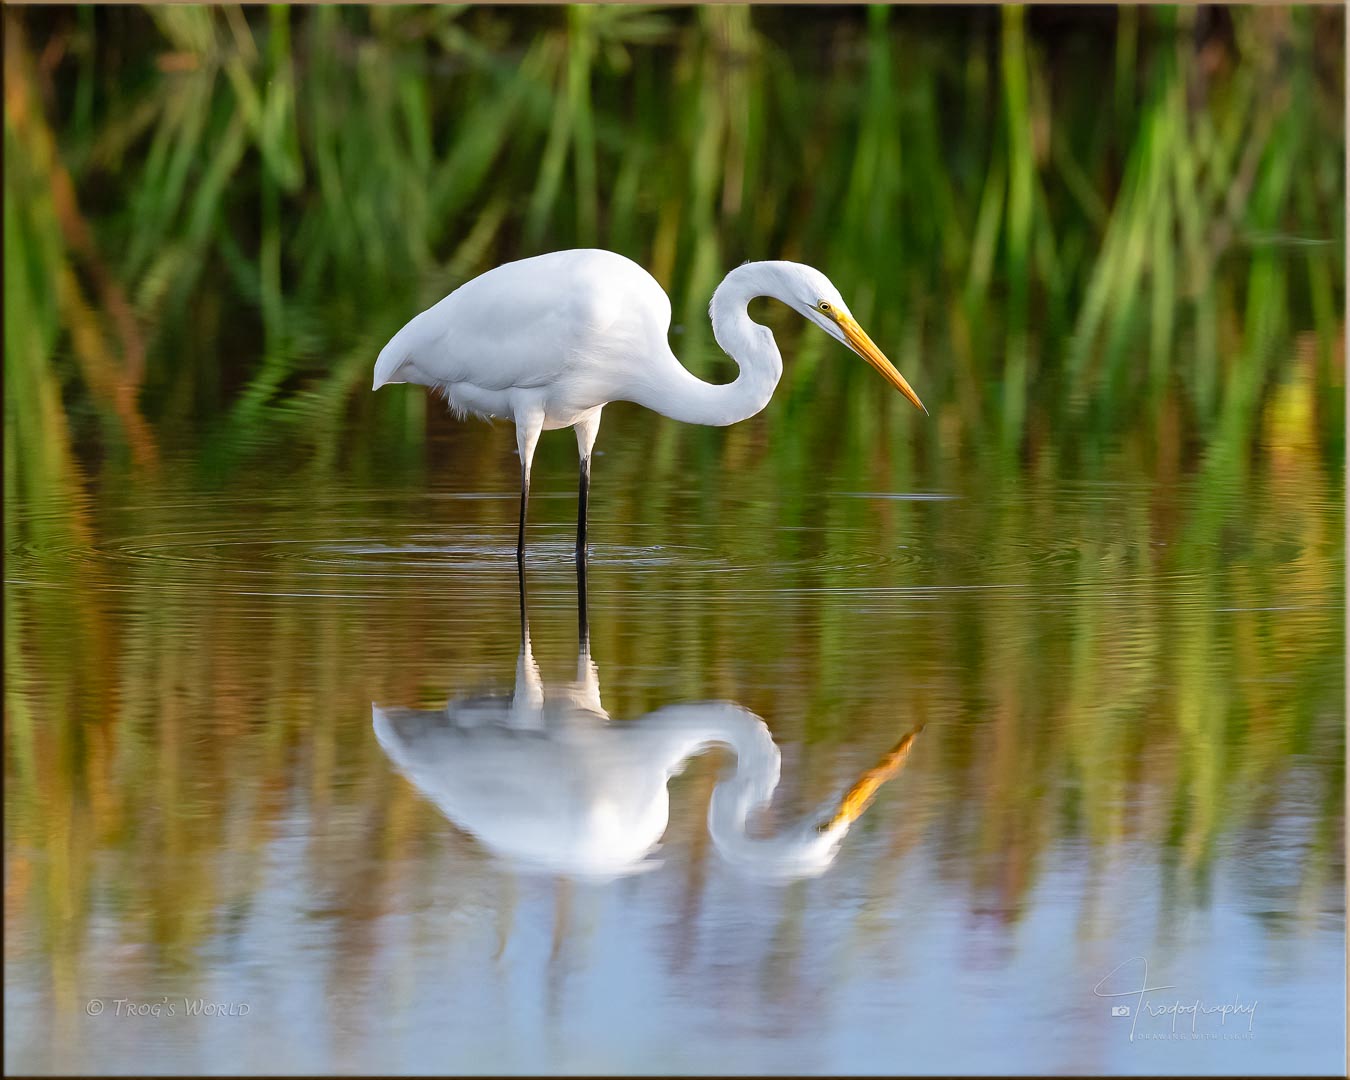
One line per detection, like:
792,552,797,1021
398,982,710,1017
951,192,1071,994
4,411,1344,1074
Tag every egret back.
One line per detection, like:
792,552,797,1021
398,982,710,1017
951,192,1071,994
372,702,675,876
371,250,672,404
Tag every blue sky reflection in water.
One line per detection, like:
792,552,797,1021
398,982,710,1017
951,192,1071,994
3,3,1346,1075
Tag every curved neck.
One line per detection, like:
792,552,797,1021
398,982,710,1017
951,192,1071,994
637,263,789,428
635,703,781,778
706,754,843,879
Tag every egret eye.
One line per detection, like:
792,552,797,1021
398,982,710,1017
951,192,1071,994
818,301,832,313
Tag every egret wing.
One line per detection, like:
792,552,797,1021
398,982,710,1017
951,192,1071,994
374,250,670,395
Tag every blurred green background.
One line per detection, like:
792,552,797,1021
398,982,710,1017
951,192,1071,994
4,7,1346,1073
5,4,1345,483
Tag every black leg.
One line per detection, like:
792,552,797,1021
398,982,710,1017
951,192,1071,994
517,556,529,645
575,455,591,557
576,543,589,654
517,463,529,564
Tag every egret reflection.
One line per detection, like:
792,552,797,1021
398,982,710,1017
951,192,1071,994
373,565,920,881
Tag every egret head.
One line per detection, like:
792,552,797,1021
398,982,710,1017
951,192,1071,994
777,262,928,415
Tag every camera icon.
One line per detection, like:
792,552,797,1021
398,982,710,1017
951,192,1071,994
1111,1006,1131,1017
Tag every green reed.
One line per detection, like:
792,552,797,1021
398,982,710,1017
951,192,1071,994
3,4,1344,486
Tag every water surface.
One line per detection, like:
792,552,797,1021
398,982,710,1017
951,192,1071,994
5,417,1344,1075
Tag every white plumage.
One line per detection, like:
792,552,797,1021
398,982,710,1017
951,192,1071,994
372,585,922,880
373,249,926,557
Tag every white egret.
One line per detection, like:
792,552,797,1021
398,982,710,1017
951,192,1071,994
372,566,922,880
372,249,927,558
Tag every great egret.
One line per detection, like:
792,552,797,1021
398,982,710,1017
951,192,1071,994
372,564,921,880
372,249,927,559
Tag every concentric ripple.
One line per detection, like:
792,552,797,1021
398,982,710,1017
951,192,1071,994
5,483,1234,606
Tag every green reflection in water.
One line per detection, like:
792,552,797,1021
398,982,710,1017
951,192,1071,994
2,4,1345,1074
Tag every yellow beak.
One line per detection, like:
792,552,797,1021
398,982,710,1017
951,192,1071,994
816,724,924,834
835,312,927,415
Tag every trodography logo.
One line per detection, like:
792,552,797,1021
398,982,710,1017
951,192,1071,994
1093,957,1259,1044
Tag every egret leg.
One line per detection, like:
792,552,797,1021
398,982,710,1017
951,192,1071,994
511,558,544,725
576,457,591,555
517,464,530,562
576,543,589,653
515,414,543,563
574,410,603,558
517,556,529,645
573,552,605,712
